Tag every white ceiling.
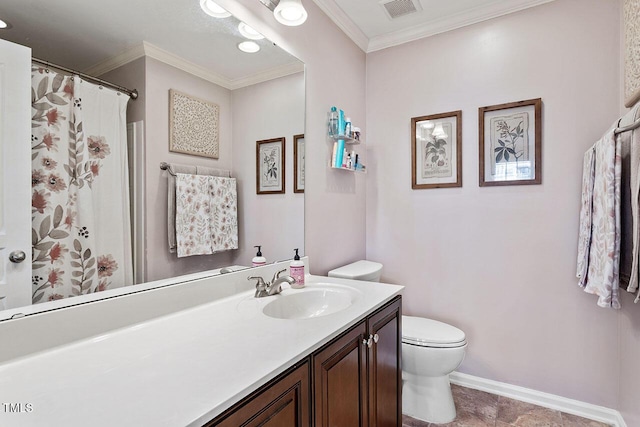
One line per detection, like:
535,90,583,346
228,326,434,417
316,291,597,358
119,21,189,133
0,0,303,89
312,0,556,52
0,0,556,83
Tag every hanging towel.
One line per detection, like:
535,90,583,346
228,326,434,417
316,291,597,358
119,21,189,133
166,163,230,253
620,105,640,301
577,146,596,287
175,173,214,257
576,125,622,308
174,174,238,258
208,176,238,253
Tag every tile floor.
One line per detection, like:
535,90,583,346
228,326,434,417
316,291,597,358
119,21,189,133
402,385,611,427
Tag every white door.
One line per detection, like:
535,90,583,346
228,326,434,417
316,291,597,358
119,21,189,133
0,39,32,310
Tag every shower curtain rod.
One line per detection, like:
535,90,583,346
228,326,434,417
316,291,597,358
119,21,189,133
32,57,138,100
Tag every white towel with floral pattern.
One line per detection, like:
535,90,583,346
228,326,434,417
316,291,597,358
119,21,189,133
175,174,238,257
176,173,214,257
208,176,238,254
577,126,622,309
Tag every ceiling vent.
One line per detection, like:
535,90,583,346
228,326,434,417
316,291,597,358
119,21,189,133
379,0,422,20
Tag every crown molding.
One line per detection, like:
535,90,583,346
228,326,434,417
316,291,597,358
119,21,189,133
84,41,303,90
310,0,556,53
84,44,146,77
368,0,556,52
310,0,369,52
228,62,305,90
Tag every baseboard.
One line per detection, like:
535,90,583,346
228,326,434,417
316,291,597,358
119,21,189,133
450,372,626,427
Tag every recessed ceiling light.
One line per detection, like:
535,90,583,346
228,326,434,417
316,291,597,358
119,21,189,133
237,41,260,53
273,0,308,26
238,22,264,40
0,19,8,29
199,0,231,18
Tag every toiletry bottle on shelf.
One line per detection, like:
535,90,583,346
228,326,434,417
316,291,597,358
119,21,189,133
252,246,266,267
344,118,352,138
338,109,345,136
290,248,305,288
335,139,345,168
328,106,338,136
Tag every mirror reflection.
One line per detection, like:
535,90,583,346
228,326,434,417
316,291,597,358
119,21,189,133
0,0,305,317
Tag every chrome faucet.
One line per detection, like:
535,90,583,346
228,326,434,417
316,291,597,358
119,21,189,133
248,269,296,298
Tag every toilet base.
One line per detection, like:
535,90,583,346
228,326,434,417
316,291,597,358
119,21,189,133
402,373,456,424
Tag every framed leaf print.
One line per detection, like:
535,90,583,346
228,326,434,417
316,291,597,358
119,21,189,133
411,110,462,189
256,137,285,194
479,98,542,186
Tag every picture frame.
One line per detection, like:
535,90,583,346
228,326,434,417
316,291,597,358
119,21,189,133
411,110,462,189
479,98,542,187
293,134,305,193
169,89,220,159
256,137,285,194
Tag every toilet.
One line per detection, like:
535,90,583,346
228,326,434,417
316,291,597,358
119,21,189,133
328,260,467,424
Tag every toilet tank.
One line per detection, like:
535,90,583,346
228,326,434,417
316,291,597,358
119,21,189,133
327,260,383,282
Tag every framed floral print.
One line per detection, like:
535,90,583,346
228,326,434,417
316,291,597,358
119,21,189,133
411,110,462,189
256,137,285,194
293,134,304,193
479,98,542,186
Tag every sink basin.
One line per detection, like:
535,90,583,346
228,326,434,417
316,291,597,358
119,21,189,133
262,285,360,319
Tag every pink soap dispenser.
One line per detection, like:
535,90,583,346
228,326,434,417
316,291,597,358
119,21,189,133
290,248,305,289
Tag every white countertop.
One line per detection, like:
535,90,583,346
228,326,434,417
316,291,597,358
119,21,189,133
0,275,403,426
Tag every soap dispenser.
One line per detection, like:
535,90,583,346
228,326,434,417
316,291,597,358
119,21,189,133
289,248,305,288
252,246,266,267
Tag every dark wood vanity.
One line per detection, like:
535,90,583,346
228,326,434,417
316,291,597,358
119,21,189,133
206,296,402,427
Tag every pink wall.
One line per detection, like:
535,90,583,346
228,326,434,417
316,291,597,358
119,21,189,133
231,73,305,266
366,0,623,408
217,0,368,275
144,57,234,281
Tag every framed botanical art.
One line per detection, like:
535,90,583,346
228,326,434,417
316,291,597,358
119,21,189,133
411,110,462,189
169,89,219,159
256,137,285,194
293,134,305,193
479,98,542,186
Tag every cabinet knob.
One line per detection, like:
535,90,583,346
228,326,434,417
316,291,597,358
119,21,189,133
363,335,373,348
373,333,379,344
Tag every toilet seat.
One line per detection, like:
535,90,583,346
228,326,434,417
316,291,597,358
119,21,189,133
402,316,466,348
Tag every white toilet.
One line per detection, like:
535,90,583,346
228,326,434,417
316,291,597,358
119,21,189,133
328,260,467,424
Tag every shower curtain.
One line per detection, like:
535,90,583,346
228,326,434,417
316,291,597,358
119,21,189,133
30,67,133,303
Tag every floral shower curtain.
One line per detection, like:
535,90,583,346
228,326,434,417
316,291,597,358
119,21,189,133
31,67,133,303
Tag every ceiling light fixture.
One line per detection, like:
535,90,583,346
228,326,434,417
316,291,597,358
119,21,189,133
273,0,308,26
238,41,260,53
238,22,264,40
0,19,8,29
200,0,231,18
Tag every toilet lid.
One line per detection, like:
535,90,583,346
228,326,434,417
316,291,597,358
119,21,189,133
402,316,466,348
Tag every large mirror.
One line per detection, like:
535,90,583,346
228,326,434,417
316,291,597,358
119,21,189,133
0,0,304,319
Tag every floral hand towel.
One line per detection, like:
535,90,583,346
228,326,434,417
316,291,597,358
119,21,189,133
577,127,622,309
208,177,238,253
176,173,214,257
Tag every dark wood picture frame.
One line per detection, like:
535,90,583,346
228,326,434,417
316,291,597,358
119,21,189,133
411,110,462,189
479,98,542,187
293,134,304,193
256,137,285,195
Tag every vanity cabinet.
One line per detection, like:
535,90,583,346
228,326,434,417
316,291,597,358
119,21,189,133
207,361,310,427
205,296,401,427
313,297,402,427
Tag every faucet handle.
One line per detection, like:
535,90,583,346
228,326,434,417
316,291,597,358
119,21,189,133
248,276,267,289
272,268,287,283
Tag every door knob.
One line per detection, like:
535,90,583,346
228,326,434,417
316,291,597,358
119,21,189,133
9,250,26,263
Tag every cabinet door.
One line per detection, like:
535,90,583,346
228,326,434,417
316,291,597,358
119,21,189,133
313,320,368,427
209,361,310,427
367,298,402,427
